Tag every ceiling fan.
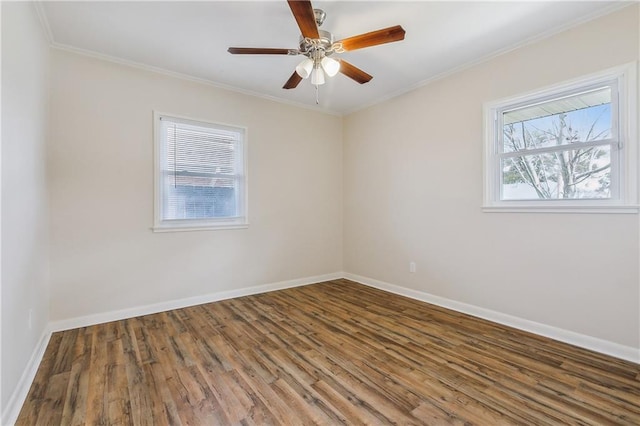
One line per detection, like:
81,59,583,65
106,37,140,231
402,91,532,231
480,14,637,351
227,0,406,91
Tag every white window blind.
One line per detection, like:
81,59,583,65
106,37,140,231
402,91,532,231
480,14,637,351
154,113,248,231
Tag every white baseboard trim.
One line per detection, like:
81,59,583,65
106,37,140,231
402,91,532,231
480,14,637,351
344,272,640,364
2,327,52,426
49,272,343,332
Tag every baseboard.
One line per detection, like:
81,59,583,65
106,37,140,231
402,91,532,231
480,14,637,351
1,327,52,426
49,272,343,332
344,272,640,364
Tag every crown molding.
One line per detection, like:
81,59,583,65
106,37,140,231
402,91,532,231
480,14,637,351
32,1,54,45
343,1,636,116
30,1,636,118
50,42,342,117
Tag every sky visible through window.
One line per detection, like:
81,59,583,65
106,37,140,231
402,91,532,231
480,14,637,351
504,104,611,152
501,101,612,200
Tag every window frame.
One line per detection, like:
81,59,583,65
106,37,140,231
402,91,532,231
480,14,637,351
153,111,249,232
483,62,638,213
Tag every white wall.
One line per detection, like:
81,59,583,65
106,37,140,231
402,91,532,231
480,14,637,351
343,6,640,349
48,50,343,321
1,1,51,414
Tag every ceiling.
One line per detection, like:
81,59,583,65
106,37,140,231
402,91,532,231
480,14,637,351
39,1,627,115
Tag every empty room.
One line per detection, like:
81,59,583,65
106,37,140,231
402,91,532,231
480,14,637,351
2,0,639,424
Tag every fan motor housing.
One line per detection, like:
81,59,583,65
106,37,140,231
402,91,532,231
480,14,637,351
299,29,334,55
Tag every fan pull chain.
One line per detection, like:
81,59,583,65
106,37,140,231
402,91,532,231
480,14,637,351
315,84,319,104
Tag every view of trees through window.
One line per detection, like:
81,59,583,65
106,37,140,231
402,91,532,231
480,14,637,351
500,88,613,200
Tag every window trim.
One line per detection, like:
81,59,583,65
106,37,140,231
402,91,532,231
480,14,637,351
483,62,638,214
152,111,249,232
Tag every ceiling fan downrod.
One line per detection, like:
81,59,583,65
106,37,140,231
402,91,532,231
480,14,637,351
314,8,326,27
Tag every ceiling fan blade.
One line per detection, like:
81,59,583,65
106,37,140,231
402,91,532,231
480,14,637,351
228,47,292,55
336,25,406,51
283,71,303,89
287,0,319,39
338,60,373,84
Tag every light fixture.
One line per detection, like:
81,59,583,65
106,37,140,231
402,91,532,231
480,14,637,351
311,66,325,85
295,58,313,79
296,55,338,86
321,56,340,77
288,16,347,100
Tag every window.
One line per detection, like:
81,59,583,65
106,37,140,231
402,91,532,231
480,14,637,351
153,113,248,231
483,63,637,213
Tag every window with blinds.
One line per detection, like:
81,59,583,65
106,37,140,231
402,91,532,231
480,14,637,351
154,113,248,231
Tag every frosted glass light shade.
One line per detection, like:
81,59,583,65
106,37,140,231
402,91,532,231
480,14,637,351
295,58,313,79
321,56,340,77
311,67,325,85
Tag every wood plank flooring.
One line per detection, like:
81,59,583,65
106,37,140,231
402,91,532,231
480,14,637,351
17,279,640,425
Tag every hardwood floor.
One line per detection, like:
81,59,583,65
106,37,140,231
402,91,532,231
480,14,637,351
17,279,640,425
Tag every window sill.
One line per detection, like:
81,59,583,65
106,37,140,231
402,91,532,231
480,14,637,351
482,205,639,214
152,221,249,233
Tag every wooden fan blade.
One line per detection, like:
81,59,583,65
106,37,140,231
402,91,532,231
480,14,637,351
337,25,405,51
228,47,291,55
283,71,303,89
338,60,373,84
287,0,319,39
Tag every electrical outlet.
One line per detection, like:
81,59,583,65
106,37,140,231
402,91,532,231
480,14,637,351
409,261,416,273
